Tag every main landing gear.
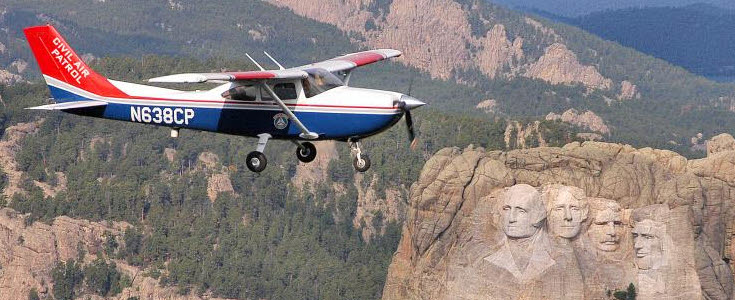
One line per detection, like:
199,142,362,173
245,134,319,173
246,133,271,173
294,141,317,163
350,141,371,173
245,135,371,173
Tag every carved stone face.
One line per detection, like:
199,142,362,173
547,188,588,239
633,219,664,270
587,206,623,252
502,185,544,239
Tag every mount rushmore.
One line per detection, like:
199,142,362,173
382,136,735,299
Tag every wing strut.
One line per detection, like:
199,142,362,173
260,83,319,140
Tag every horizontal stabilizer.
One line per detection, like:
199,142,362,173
26,100,108,110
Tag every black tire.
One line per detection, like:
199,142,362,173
353,154,371,172
246,151,267,173
296,142,317,163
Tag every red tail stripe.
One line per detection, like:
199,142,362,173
23,25,128,98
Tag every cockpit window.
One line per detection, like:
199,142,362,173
274,83,297,100
302,68,343,98
222,84,257,101
223,83,297,101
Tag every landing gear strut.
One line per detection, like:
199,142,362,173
246,133,270,173
295,141,317,163
350,141,371,172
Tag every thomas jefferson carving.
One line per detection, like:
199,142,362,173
543,184,588,240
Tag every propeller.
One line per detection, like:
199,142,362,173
397,93,425,150
399,76,424,149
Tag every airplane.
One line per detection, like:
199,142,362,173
22,24,425,173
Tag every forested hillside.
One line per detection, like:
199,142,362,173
569,4,735,77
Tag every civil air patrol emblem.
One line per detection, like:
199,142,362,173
273,113,289,130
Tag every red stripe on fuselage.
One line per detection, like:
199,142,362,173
128,96,399,110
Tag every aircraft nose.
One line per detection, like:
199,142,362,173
397,95,426,110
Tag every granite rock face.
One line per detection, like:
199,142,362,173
383,141,735,300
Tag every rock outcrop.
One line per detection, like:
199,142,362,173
0,208,131,298
292,141,339,190
383,140,735,299
619,80,641,100
525,43,612,90
546,108,610,135
0,119,44,199
0,208,234,299
503,121,547,149
353,174,405,241
475,99,497,113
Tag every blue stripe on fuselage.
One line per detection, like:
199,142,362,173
46,85,402,140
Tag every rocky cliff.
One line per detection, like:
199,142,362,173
383,136,735,299
0,208,234,299
268,0,617,91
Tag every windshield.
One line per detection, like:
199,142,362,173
302,68,343,98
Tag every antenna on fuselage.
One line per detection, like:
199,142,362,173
263,51,285,70
245,53,265,71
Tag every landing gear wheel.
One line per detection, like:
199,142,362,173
353,154,371,172
296,142,317,163
246,151,267,173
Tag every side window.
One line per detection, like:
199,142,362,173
274,83,297,100
221,85,257,101
260,83,297,101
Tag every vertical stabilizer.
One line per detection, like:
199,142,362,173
23,24,126,102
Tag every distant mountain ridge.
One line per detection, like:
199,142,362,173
488,0,735,17
567,4,735,77
268,0,735,152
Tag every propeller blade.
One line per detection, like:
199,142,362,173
405,110,416,147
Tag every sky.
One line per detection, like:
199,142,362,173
489,0,735,16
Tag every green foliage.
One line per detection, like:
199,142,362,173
84,258,123,296
122,228,143,266
104,232,118,256
28,288,40,300
613,283,637,300
627,283,637,300
51,260,84,300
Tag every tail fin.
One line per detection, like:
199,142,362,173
23,24,126,102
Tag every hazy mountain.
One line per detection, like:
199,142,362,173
266,0,735,150
567,4,735,77
489,0,735,17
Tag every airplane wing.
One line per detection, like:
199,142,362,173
297,49,402,73
147,49,400,83
148,69,308,83
26,100,108,110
